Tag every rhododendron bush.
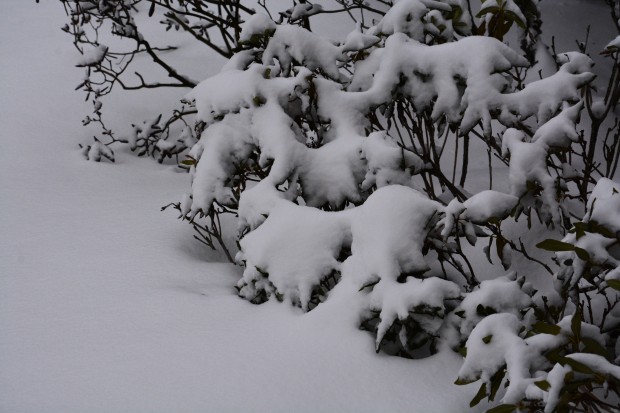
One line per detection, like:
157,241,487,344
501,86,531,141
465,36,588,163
61,0,620,411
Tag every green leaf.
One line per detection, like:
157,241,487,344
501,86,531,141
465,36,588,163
482,334,493,344
576,227,586,239
503,10,526,28
470,383,488,407
180,159,196,166
581,337,610,359
571,311,582,342
496,234,506,261
574,247,590,262
531,321,561,335
477,304,497,317
585,220,616,238
536,239,575,252
252,95,266,106
488,368,506,401
455,376,477,385
451,5,463,21
148,1,156,17
606,279,620,291
545,347,564,364
486,404,517,413
534,380,551,391
562,357,595,375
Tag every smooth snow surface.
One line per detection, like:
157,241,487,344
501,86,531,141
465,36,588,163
0,2,480,412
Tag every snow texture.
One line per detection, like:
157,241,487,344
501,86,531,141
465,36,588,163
0,2,482,412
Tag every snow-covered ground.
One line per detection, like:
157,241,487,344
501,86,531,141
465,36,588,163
1,1,616,412
0,2,480,412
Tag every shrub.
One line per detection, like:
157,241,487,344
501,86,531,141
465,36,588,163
57,0,620,411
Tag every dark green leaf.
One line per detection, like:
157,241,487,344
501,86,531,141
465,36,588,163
455,376,477,385
561,357,595,375
607,279,620,291
534,380,551,391
545,347,564,364
470,383,488,407
571,311,581,342
587,221,616,238
574,247,590,262
496,234,506,261
252,95,266,106
531,321,562,335
576,227,586,240
581,337,610,359
503,10,526,28
486,404,517,413
477,304,497,317
488,368,506,401
536,239,575,252
483,334,493,344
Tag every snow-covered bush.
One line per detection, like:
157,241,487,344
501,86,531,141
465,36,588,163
57,0,620,411
457,180,620,412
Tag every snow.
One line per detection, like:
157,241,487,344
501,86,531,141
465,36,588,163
188,111,255,211
501,128,561,223
370,0,455,41
263,24,344,79
351,185,443,279
360,131,425,191
586,178,620,233
531,102,582,150
566,353,620,380
340,24,380,53
458,313,533,403
238,13,276,43
76,44,108,67
605,34,620,51
300,135,366,208
237,201,350,310
455,275,533,337
0,2,481,412
462,190,519,224
2,0,618,412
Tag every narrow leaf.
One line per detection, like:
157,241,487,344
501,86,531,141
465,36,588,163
536,239,575,252
531,321,561,336
486,404,517,413
574,247,590,262
470,383,488,407
455,376,477,385
571,311,581,342
563,357,595,375
606,279,620,291
488,368,506,401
